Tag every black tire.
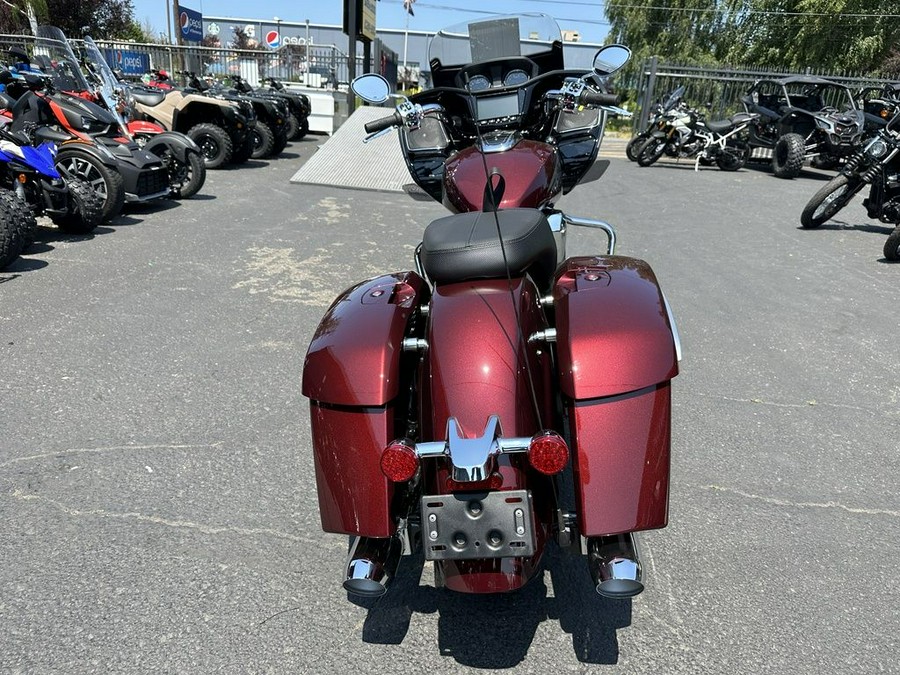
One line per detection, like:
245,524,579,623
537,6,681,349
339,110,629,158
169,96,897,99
636,137,666,167
716,143,749,172
296,116,309,140
625,134,646,162
799,174,863,228
154,148,206,199
772,133,806,178
250,121,275,159
271,127,289,155
884,227,900,261
8,194,37,250
188,123,232,169
230,134,254,164
284,112,300,140
55,149,126,222
50,177,104,234
0,191,26,269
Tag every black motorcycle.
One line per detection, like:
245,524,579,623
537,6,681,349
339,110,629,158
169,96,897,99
626,85,685,161
800,110,900,260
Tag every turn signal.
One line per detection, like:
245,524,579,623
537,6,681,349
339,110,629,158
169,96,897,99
528,431,569,475
380,441,419,482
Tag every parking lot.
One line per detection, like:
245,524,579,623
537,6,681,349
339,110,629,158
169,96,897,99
1,134,898,673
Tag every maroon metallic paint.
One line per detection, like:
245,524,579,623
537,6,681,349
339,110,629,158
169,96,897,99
553,255,676,535
443,140,561,213
309,402,397,537
570,383,672,535
553,256,679,399
302,272,426,406
302,272,426,537
422,278,556,593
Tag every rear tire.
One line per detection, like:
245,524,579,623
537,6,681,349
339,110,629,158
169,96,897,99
50,177,103,234
296,116,309,140
188,123,232,169
772,133,806,178
800,174,862,228
250,121,275,159
284,113,300,140
883,226,900,261
55,148,126,222
230,134,254,164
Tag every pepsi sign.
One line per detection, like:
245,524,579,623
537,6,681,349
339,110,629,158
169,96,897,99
179,5,203,42
265,30,279,48
102,48,150,77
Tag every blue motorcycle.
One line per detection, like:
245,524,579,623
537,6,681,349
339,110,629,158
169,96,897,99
0,124,102,239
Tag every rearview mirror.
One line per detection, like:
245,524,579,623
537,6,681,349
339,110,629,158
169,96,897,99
592,45,631,77
351,73,391,104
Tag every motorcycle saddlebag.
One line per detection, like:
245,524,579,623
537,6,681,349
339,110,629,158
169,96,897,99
553,256,679,536
301,272,426,537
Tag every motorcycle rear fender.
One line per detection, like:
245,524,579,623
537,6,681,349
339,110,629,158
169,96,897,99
553,255,679,535
302,272,426,536
143,131,201,163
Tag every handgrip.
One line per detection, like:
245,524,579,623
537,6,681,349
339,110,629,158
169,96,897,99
581,90,620,107
364,111,401,134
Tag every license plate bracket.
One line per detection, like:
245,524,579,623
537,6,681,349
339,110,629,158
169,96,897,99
421,489,535,561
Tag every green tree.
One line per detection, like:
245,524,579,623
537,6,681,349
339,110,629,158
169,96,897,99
0,0,48,34
44,0,138,39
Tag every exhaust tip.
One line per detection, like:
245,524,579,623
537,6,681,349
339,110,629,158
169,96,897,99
596,578,644,599
343,577,388,597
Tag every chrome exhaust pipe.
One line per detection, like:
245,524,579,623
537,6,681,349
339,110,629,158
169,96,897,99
587,533,644,599
343,535,402,597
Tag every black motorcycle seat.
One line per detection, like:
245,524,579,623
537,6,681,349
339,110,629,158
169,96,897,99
421,208,557,288
131,88,166,107
705,118,736,134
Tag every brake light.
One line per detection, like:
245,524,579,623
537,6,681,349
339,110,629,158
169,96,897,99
528,431,569,475
380,440,419,482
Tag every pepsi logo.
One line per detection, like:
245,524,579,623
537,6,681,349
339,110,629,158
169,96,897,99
265,30,280,48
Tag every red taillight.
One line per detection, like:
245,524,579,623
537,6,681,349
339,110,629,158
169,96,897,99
380,441,419,482
528,431,569,475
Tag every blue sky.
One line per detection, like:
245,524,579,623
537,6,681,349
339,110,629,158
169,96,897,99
132,0,611,44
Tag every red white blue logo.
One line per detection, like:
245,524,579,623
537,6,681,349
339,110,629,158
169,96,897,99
265,30,280,48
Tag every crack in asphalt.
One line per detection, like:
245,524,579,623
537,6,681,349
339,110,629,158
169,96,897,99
702,484,900,518
0,442,225,469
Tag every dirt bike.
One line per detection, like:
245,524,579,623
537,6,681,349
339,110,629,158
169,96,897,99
800,110,900,260
301,14,681,601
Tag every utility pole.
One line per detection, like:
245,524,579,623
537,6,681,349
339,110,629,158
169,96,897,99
347,0,357,113
172,0,183,46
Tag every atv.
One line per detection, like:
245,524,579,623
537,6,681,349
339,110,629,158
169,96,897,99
232,75,311,141
742,76,865,178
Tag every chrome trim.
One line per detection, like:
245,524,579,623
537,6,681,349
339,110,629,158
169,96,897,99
562,213,616,255
546,212,567,266
539,294,554,308
587,533,644,599
528,328,557,344
402,338,428,352
477,130,521,154
414,242,427,281
413,415,532,483
343,536,402,597
661,291,683,362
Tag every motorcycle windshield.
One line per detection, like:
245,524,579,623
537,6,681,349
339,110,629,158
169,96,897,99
33,25,91,93
663,86,686,111
81,37,129,128
427,13,561,68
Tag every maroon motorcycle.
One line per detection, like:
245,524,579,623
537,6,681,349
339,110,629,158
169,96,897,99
302,14,681,601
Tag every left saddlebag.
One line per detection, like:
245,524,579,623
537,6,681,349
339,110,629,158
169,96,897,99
301,272,426,537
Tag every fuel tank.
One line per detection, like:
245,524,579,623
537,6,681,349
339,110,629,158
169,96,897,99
443,139,561,213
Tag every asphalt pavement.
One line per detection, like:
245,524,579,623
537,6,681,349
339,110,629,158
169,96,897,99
1,134,898,674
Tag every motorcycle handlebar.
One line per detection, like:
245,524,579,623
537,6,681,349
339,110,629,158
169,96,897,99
581,90,621,107
365,111,402,134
